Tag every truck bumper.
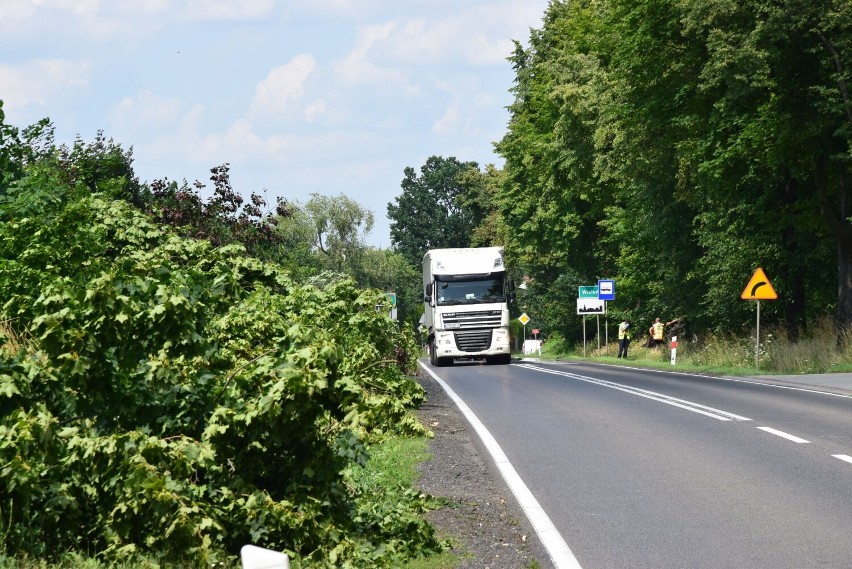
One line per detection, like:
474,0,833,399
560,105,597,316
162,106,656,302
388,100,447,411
433,327,511,359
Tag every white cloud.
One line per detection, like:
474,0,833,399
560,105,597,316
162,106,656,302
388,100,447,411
333,22,417,93
14,0,275,21
140,108,306,167
248,55,321,120
0,0,37,24
0,59,90,112
1,0,274,43
304,100,328,122
180,0,276,21
111,90,181,130
433,103,461,135
1,0,99,21
380,7,529,67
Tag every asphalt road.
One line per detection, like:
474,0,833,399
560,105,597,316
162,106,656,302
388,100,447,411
421,359,852,569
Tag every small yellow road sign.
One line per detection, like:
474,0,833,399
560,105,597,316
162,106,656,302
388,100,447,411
519,313,530,325
741,267,778,300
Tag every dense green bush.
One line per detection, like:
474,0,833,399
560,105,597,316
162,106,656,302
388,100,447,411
0,163,440,566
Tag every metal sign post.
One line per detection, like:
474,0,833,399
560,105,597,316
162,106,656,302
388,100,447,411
577,297,604,358
740,267,777,371
755,301,760,369
598,281,615,357
596,315,600,351
518,312,530,354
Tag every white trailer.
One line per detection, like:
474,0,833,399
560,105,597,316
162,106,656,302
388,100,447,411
422,247,514,366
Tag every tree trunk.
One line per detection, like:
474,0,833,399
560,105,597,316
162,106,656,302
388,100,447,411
837,240,852,336
836,168,852,338
781,176,806,341
815,156,852,336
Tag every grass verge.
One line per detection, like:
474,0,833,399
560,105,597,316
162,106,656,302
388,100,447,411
351,436,459,569
533,316,852,375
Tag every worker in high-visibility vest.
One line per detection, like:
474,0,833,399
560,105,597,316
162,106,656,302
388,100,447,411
649,317,677,348
617,320,632,358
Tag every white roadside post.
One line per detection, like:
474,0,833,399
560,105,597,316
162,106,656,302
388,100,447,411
241,545,289,569
670,336,677,365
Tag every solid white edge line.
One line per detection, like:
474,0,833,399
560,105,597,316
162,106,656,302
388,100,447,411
419,362,583,569
832,454,852,465
757,426,810,444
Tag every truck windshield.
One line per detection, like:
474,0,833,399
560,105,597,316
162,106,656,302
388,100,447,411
435,274,505,305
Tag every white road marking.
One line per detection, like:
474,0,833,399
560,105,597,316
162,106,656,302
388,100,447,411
757,426,810,443
517,364,752,421
419,362,583,569
587,361,852,399
832,454,852,465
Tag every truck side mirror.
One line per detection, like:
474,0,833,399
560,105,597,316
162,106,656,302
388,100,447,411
424,283,433,304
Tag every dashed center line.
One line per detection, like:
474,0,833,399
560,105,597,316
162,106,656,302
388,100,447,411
756,426,810,443
519,364,852,464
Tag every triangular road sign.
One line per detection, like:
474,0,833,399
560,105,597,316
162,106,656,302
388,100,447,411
741,267,778,300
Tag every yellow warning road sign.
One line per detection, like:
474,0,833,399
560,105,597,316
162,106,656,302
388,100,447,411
741,267,778,300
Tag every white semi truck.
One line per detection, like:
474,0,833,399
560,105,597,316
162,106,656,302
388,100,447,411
422,247,514,366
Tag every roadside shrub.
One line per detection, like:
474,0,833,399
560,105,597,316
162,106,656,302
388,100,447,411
0,173,439,566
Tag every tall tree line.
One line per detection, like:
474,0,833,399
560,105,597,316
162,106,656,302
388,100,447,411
387,0,850,344
493,0,850,341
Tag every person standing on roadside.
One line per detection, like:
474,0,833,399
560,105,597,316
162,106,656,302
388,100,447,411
617,319,631,358
649,317,676,348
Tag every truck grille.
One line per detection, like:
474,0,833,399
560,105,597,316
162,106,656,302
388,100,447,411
454,330,493,352
442,310,502,329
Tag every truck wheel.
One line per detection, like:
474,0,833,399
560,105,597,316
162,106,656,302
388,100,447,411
429,341,437,365
487,354,512,365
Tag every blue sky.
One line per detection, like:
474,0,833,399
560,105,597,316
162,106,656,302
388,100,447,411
1,1,548,247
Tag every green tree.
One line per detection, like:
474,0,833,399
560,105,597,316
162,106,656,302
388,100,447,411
387,155,479,266
495,0,849,342
58,131,141,204
458,164,511,247
303,192,375,273
353,247,422,327
271,192,376,278
671,0,849,334
139,164,290,263
495,0,652,342
0,101,23,194
496,1,612,282
0,101,53,195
